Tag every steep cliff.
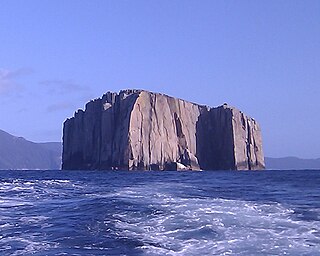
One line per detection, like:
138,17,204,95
62,89,264,170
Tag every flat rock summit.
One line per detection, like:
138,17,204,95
62,89,265,170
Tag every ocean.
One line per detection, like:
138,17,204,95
0,170,319,256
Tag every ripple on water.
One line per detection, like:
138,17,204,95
0,173,319,256
106,183,320,255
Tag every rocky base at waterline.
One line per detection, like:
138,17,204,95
62,89,265,170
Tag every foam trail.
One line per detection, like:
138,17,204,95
0,170,319,256
108,183,320,255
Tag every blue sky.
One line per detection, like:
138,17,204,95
0,0,319,158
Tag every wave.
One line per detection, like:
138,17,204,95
0,176,319,255
106,183,320,255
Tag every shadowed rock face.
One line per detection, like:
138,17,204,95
62,90,265,170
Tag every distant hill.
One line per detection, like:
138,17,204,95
0,129,61,170
265,157,320,170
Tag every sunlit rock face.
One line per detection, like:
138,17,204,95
62,89,265,170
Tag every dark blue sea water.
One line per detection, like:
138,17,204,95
0,170,319,256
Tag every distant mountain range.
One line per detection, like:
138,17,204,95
0,129,319,170
0,129,61,170
265,157,320,170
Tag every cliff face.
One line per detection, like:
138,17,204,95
62,89,264,170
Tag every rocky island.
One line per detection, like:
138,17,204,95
62,89,265,170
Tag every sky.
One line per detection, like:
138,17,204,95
0,0,319,158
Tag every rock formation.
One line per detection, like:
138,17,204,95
62,89,265,170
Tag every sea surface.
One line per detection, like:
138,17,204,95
0,170,319,256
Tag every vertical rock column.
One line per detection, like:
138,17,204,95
62,98,103,169
128,91,202,170
231,107,265,170
232,108,265,170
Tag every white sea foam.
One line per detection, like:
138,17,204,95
0,236,58,256
19,215,49,224
0,198,34,208
42,179,71,185
108,183,320,255
1,174,319,256
0,178,75,255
